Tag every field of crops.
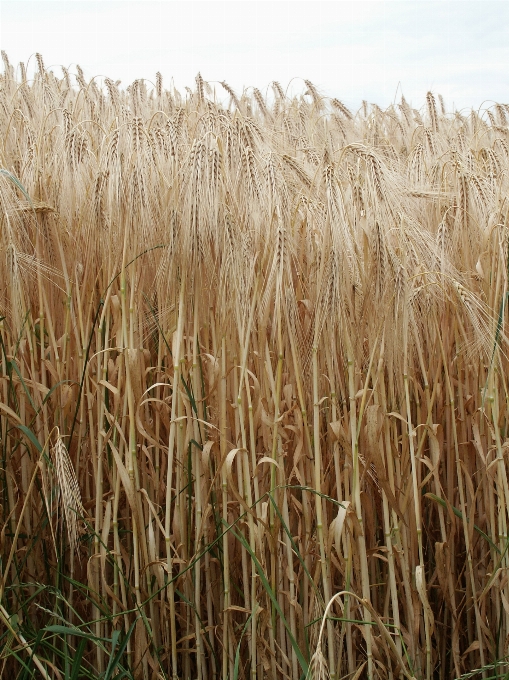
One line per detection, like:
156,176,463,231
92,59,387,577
1,51,509,679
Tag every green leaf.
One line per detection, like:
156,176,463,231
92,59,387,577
17,425,42,453
226,522,309,675
70,638,87,680
234,609,255,680
43,625,96,639
268,494,321,602
8,358,36,411
425,493,500,554
103,618,137,680
0,169,32,202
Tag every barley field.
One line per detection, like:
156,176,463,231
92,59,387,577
1,51,509,679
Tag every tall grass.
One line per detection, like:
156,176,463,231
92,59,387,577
1,51,509,678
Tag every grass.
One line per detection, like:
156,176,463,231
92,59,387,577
1,50,509,678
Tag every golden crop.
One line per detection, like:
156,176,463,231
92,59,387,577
1,52,509,679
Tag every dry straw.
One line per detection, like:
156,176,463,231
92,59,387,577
0,52,509,679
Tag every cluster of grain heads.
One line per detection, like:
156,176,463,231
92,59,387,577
1,53,509,679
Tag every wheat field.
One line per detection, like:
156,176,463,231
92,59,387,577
1,52,509,679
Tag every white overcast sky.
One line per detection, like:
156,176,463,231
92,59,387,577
0,1,507,112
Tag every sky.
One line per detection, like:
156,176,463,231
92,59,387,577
0,1,507,113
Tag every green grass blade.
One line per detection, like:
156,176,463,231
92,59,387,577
103,618,137,680
425,492,500,553
226,521,309,675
